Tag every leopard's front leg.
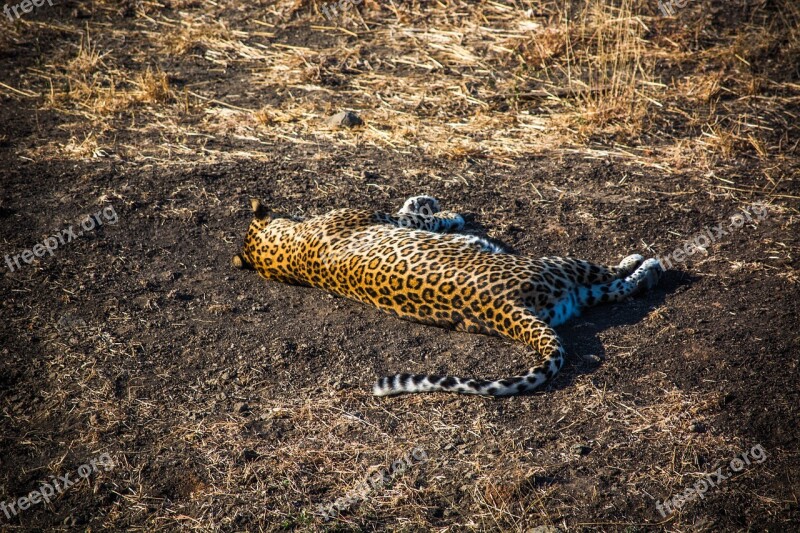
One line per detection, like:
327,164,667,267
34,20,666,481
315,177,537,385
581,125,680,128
382,195,465,232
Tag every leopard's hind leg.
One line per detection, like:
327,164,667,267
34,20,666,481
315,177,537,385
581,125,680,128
542,255,646,286
526,255,656,326
576,258,663,308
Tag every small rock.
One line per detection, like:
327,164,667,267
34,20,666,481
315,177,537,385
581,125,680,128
234,402,250,414
572,444,591,456
689,421,706,433
326,110,363,128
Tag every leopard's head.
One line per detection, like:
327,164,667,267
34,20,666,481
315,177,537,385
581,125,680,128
232,199,297,275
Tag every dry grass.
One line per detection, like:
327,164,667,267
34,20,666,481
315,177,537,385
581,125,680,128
1,0,795,172
560,0,654,138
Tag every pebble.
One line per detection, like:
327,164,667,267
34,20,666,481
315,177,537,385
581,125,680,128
572,444,591,456
326,110,363,128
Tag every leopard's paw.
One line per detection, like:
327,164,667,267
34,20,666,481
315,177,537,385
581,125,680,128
630,258,663,292
399,196,440,216
617,254,645,276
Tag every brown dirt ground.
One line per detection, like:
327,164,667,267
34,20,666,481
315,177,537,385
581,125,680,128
1,0,799,531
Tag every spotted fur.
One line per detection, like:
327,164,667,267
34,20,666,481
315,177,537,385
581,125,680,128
233,196,663,396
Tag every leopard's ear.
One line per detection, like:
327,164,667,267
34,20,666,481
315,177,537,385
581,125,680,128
232,253,254,270
250,198,270,219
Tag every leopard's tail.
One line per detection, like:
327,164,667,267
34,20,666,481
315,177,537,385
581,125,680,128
373,308,566,397
372,367,560,397
373,323,564,397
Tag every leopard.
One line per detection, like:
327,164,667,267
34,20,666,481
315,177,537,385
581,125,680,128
232,195,663,397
